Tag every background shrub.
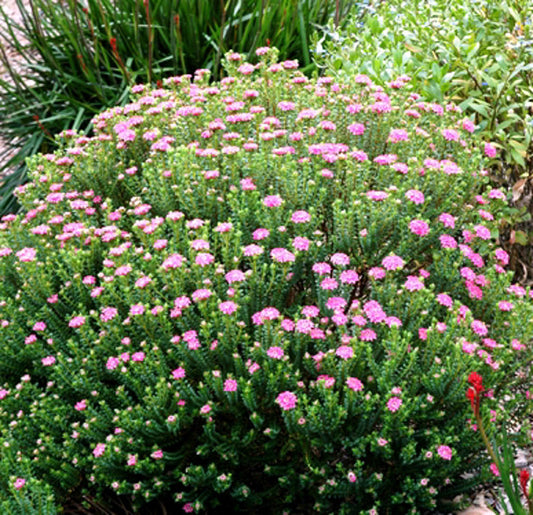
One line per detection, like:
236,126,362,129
0,50,531,513
0,0,359,216
315,0,533,184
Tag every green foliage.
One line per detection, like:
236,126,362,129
315,0,533,183
0,0,358,216
0,51,531,513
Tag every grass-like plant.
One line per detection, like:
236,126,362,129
0,0,359,216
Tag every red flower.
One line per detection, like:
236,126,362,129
520,469,530,498
466,372,484,417
467,372,484,393
466,388,476,411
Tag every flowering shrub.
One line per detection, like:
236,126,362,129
0,48,532,513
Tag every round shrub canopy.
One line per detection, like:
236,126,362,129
0,49,531,513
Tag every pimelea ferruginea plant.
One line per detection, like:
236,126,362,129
0,48,531,513
466,372,533,515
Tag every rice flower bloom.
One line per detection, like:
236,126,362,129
219,301,238,315
291,210,311,223
382,255,404,270
484,142,497,157
437,445,453,460
93,443,106,458
172,367,186,380
271,248,295,263
276,391,297,410
267,346,284,359
336,346,354,359
346,377,364,392
223,379,238,392
387,396,403,412
409,219,430,236
263,195,283,207
14,478,26,490
69,316,86,328
16,247,37,262
405,189,425,204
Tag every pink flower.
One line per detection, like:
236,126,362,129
437,445,453,460
368,267,386,279
378,438,388,447
243,244,263,257
405,189,425,204
404,276,424,292
439,213,456,228
388,129,409,142
200,404,211,415
132,352,145,362
161,253,184,270
363,300,387,323
224,379,238,392
69,316,86,328
291,210,311,223
14,478,26,490
271,248,295,263
439,234,457,249
151,449,163,459
346,377,364,392
276,391,297,410
347,471,357,483
33,321,47,331
330,253,350,266
409,220,429,236
348,123,365,135
100,307,118,322
436,294,453,308
172,367,186,380
498,301,514,311
267,346,284,359
75,399,87,411
263,195,283,207
192,289,213,302
225,270,246,283
474,225,491,240
340,270,359,284
336,346,354,359
127,454,137,466
16,247,37,262
484,143,497,157
360,329,377,341
387,396,403,412
195,252,215,267
41,356,56,366
292,237,310,251
219,301,238,315
93,443,106,458
317,375,335,388
129,304,145,316
382,255,404,270
471,320,488,336
252,228,270,241
366,190,389,201
462,119,476,133
312,262,331,275
106,357,120,370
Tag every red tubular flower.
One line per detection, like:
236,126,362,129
520,469,530,498
467,371,484,393
466,388,476,411
466,372,484,417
